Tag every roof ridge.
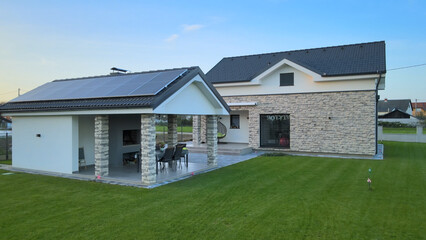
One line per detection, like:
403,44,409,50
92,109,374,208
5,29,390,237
222,41,385,60
53,66,197,82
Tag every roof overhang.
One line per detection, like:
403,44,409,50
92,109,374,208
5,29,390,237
4,108,154,117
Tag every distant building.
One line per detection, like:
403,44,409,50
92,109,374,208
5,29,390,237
377,99,412,116
0,116,12,130
412,102,426,117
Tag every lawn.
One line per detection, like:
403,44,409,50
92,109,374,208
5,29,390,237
0,141,425,239
383,127,417,134
155,125,193,133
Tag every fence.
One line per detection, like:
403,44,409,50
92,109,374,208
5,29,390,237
0,131,12,161
378,126,426,143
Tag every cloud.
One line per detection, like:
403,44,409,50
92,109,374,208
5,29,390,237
165,34,179,42
183,24,204,32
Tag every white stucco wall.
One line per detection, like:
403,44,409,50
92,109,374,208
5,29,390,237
12,116,78,174
154,75,228,115
220,111,249,143
214,64,377,97
78,116,95,165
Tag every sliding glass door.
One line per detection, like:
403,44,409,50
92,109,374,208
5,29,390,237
260,114,290,148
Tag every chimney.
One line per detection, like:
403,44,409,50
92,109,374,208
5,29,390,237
110,67,129,75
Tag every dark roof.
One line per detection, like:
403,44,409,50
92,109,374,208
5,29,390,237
378,99,412,113
378,109,411,119
206,41,386,84
0,67,230,113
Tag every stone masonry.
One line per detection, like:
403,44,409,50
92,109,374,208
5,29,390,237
197,91,377,156
206,115,218,165
167,114,178,146
94,115,109,176
192,115,202,145
200,115,207,143
141,114,156,185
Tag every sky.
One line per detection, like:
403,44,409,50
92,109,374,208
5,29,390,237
0,0,425,103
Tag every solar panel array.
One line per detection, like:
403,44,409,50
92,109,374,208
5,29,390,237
11,68,188,102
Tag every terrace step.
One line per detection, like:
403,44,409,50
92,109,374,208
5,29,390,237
186,143,252,155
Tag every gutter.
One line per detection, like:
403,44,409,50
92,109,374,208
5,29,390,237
375,72,383,154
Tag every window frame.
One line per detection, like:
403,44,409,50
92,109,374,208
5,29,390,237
230,115,240,129
280,72,294,86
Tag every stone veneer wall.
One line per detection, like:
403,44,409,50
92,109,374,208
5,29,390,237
141,114,156,185
215,91,376,156
94,115,109,176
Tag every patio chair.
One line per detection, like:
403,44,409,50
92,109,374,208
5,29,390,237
173,145,184,167
78,147,87,170
158,147,174,171
176,143,188,166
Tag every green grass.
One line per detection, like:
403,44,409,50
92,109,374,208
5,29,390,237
155,125,193,133
383,127,417,134
0,160,11,165
383,127,426,134
0,141,425,239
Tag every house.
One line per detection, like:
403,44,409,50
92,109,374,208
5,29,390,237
194,41,386,156
378,108,420,126
0,116,12,130
377,99,412,116
0,67,230,185
412,102,426,117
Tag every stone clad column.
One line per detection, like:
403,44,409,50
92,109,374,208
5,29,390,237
201,115,207,143
141,114,156,185
206,115,218,166
167,114,178,146
95,115,109,177
192,115,201,145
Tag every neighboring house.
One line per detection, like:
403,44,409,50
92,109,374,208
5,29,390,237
194,41,386,156
379,109,411,119
412,102,426,116
0,67,229,185
378,108,420,126
377,99,412,116
0,116,12,130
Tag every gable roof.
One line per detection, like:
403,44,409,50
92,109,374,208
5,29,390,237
378,109,411,119
206,41,386,84
0,67,230,113
378,99,412,113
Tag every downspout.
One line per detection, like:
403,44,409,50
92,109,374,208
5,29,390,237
375,72,383,155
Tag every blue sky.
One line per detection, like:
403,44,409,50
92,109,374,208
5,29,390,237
0,0,425,102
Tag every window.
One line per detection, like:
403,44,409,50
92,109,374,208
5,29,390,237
123,130,139,146
230,115,240,129
260,114,290,148
280,73,294,86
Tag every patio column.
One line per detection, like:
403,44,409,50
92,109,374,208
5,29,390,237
167,114,178,146
200,115,207,143
192,115,202,145
141,114,156,185
206,115,218,166
94,115,109,177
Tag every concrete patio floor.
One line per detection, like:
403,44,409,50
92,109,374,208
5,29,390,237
72,150,264,188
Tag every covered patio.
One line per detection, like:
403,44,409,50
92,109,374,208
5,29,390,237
80,113,224,186
1,67,230,187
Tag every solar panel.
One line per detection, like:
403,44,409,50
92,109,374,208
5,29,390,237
11,68,188,102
